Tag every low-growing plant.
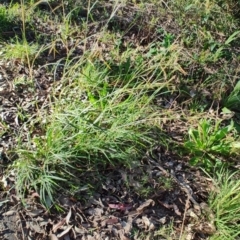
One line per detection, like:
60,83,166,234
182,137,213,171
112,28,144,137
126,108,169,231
184,119,235,170
223,80,240,113
0,120,9,136
208,169,240,240
12,50,175,204
3,38,39,64
0,3,20,36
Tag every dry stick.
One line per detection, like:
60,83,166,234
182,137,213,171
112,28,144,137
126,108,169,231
16,208,26,240
179,195,189,240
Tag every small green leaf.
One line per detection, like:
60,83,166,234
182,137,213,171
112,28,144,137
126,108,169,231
203,157,214,170
225,31,240,45
221,107,233,114
214,127,229,142
184,4,194,11
200,120,211,141
233,80,240,92
189,156,199,166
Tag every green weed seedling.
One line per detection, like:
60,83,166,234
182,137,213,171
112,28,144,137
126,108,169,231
184,119,234,170
206,30,240,62
3,38,39,63
0,120,9,137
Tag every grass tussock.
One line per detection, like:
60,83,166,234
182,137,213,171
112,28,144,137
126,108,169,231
209,169,240,240
13,52,176,203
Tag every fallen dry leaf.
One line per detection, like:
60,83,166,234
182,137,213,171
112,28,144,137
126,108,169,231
66,208,72,225
52,218,66,233
86,208,99,216
158,216,167,224
29,221,44,233
173,203,181,216
106,217,119,225
26,209,44,217
142,216,155,231
74,225,86,234
108,203,132,212
3,210,15,216
136,199,155,212
57,225,73,238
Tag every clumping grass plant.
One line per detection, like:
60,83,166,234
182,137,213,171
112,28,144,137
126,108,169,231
13,50,176,204
3,39,39,63
208,169,240,240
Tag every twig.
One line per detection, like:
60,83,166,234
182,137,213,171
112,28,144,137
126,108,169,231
179,195,189,240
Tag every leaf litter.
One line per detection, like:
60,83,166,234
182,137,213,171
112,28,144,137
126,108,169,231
0,145,216,239
0,63,216,239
